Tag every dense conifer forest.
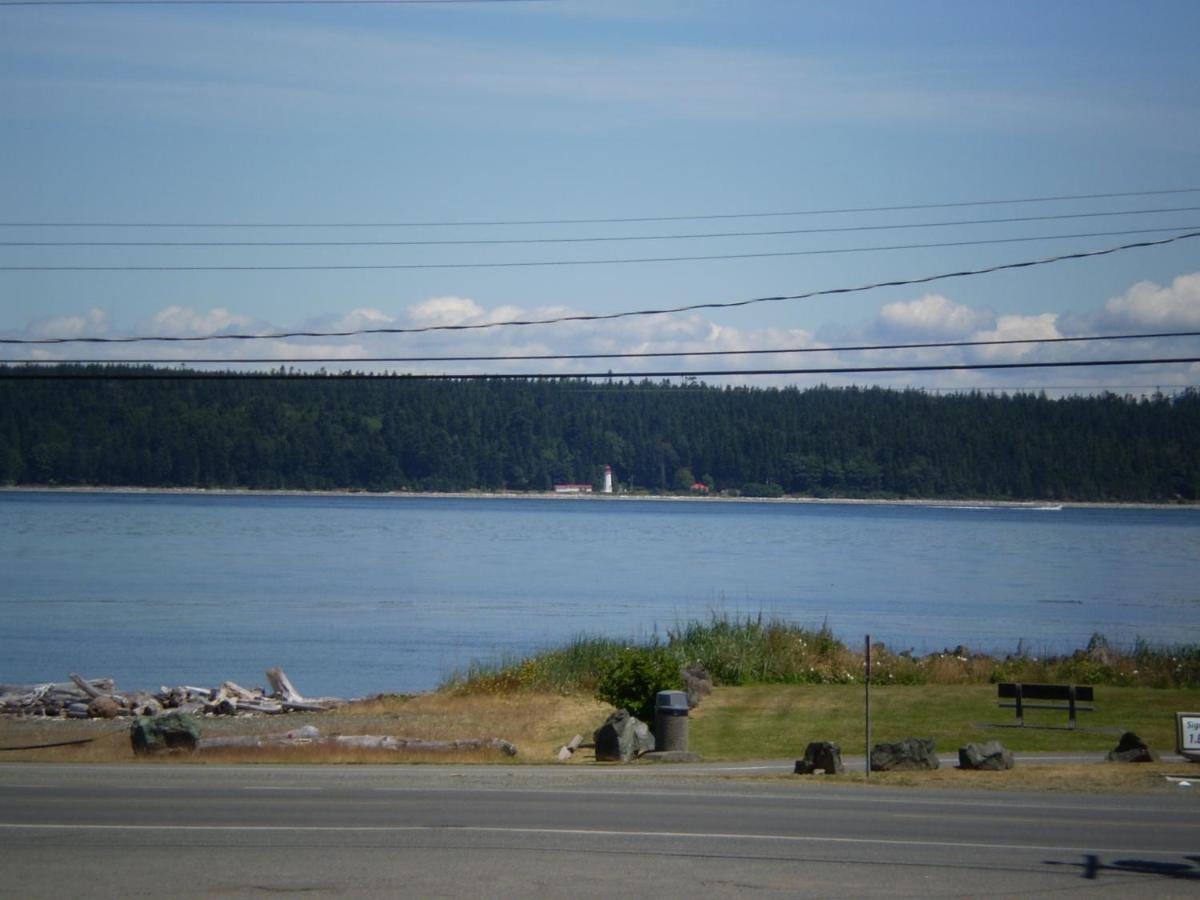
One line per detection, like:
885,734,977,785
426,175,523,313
1,366,1197,502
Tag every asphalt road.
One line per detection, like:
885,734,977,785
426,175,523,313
2,763,1198,898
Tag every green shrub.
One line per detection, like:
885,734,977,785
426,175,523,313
595,645,681,725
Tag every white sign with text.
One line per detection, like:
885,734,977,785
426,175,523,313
1178,713,1200,757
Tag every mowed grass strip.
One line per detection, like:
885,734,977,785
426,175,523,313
688,684,1200,759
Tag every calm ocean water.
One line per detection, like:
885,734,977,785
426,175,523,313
2,490,1198,696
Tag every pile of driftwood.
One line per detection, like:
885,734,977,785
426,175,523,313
0,668,345,719
198,725,517,756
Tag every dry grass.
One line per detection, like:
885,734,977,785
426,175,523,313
779,762,1199,795
0,692,611,765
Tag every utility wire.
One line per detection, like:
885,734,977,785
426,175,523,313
9,330,1199,365
5,230,1198,345
0,0,549,6
5,187,1198,228
5,206,1198,248
4,357,1198,380
4,225,1198,272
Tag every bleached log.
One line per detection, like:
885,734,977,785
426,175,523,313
555,734,584,761
68,674,109,699
2,684,52,706
196,727,516,756
205,698,239,716
198,725,320,750
235,700,285,714
331,735,518,756
220,681,261,701
266,668,304,704
280,700,328,713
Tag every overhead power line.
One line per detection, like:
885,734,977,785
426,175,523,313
5,206,1198,249
5,230,1198,345
0,0,548,7
3,357,1198,380
4,187,1198,228
10,330,1200,366
4,225,1198,272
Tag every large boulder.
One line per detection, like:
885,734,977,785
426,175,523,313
794,741,844,775
130,712,201,756
958,741,1015,770
870,737,939,772
593,709,655,762
87,696,123,719
1107,731,1158,763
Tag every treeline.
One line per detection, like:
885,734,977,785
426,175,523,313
1,366,1198,501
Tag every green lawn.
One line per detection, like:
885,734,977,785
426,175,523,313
688,684,1200,759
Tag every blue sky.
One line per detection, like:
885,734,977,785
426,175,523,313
2,0,1199,392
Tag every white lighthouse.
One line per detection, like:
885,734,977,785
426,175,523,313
603,465,613,494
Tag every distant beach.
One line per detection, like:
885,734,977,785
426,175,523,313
1,483,1194,511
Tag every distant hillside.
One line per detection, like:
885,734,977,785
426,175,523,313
1,367,1197,502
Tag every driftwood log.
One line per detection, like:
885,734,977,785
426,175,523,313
2,668,346,719
198,726,517,757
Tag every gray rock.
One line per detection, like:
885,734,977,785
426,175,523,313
593,709,655,762
870,737,939,772
794,741,845,775
130,711,201,755
1106,731,1158,763
958,741,1015,770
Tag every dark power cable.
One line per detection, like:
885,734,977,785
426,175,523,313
5,187,1199,228
11,330,1200,366
6,206,1199,248
3,225,1198,271
4,230,1198,345
4,357,1198,380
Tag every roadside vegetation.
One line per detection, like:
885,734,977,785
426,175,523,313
442,614,1200,695
5,617,1196,780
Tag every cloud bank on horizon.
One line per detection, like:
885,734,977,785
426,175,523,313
9,270,1200,395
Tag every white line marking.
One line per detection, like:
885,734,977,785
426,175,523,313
0,822,1185,856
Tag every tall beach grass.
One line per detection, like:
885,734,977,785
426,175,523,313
443,614,1200,694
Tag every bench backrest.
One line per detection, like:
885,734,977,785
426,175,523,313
997,683,1094,702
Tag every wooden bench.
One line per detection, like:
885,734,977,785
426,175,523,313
997,683,1094,728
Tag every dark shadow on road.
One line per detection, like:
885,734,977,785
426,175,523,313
1046,854,1200,881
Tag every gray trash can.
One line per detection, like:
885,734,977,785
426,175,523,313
654,690,689,752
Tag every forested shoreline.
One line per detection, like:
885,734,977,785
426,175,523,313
1,367,1197,502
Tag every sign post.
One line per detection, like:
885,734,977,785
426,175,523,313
865,634,872,780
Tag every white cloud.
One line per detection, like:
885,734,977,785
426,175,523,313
8,273,1197,396
28,307,109,339
332,308,396,332
1102,273,1200,328
148,306,255,337
406,296,487,328
970,313,1061,360
877,294,992,339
